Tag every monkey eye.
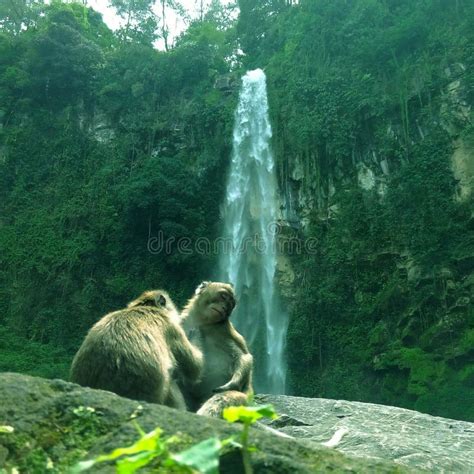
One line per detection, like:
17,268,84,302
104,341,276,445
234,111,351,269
220,293,229,301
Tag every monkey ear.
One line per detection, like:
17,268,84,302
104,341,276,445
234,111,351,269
196,281,210,295
156,294,166,306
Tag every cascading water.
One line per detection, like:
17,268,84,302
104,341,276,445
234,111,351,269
218,69,288,394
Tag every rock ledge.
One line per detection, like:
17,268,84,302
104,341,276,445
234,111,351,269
1,373,471,472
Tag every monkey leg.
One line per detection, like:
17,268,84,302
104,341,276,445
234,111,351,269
164,380,187,411
213,353,253,394
197,390,248,418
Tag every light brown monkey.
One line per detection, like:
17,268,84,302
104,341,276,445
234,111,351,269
70,290,203,410
197,390,249,417
180,281,253,415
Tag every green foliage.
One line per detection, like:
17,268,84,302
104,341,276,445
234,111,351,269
0,0,46,34
252,0,474,422
0,327,70,379
0,403,112,473
0,0,473,427
72,425,187,473
374,348,446,396
223,404,278,425
223,404,278,474
26,4,105,110
110,0,159,45
70,404,277,474
0,426,14,434
171,438,222,474
71,406,104,437
0,1,236,357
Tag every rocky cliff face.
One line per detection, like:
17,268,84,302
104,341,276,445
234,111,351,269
277,63,472,226
270,59,474,421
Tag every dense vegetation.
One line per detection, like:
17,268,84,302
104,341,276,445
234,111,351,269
257,0,474,421
0,0,237,371
0,0,473,422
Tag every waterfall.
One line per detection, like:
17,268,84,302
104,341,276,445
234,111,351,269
218,69,288,394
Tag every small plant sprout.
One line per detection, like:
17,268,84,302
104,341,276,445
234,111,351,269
71,422,222,474
72,406,96,417
0,425,14,434
71,406,102,437
129,404,143,420
70,404,279,474
72,425,173,474
222,404,278,474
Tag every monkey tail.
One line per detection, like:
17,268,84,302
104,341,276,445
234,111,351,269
197,390,248,418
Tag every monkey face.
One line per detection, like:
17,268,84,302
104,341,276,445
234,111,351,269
195,282,236,325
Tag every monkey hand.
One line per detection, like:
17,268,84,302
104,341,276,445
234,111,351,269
213,382,238,393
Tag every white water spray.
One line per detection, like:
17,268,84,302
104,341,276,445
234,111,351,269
219,69,288,394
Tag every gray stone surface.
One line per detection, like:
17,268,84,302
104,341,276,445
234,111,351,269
256,394,474,473
0,373,404,473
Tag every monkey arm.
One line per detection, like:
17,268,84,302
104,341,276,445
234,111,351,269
168,323,203,382
213,352,253,393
